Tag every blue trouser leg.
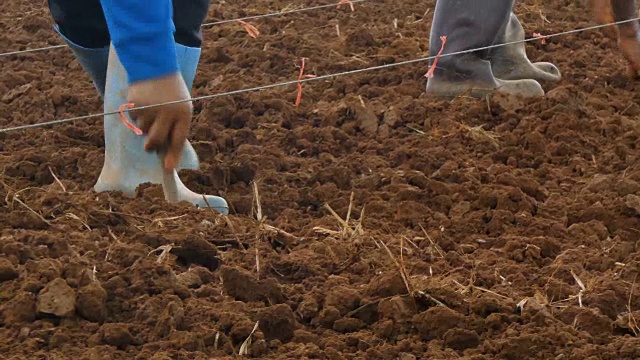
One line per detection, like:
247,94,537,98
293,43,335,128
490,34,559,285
53,26,109,97
47,0,210,95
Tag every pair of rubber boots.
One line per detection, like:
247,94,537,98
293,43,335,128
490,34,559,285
425,0,561,99
55,28,229,214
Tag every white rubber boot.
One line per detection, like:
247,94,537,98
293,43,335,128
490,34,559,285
55,27,202,171
95,44,229,214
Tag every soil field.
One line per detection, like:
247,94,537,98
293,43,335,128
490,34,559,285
2,0,640,359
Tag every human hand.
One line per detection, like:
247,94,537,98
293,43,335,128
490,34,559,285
127,72,193,170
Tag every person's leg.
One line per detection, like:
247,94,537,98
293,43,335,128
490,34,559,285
611,0,640,77
172,0,209,91
489,12,561,82
612,0,639,35
425,0,544,98
96,0,228,213
591,0,618,37
173,0,209,48
47,0,110,97
47,0,205,197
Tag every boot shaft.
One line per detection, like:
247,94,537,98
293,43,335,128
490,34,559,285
428,0,514,81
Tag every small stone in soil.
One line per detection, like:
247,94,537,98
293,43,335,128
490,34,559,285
36,278,76,318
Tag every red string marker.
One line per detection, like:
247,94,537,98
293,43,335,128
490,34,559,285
238,20,260,38
295,58,317,106
118,103,143,135
533,32,547,45
425,35,447,78
337,0,355,12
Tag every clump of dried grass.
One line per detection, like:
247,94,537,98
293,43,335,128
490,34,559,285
313,192,365,241
238,321,260,356
148,244,174,264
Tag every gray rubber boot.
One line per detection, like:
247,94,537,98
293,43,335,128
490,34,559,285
490,12,561,82
425,0,544,99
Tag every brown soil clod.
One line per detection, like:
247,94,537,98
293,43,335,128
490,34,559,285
169,235,221,272
3,0,640,358
221,266,284,304
75,281,108,323
99,323,136,348
0,257,19,281
257,304,297,342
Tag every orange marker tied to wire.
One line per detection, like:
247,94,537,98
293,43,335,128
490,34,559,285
237,20,260,38
425,35,447,78
337,0,355,12
295,58,317,106
533,32,547,44
118,103,143,135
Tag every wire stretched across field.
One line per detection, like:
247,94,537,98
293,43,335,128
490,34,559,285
0,17,638,134
0,0,368,58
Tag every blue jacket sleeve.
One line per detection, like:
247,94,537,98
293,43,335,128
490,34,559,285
99,0,179,84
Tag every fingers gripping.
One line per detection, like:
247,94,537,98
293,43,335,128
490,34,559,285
144,114,173,153
166,116,189,170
